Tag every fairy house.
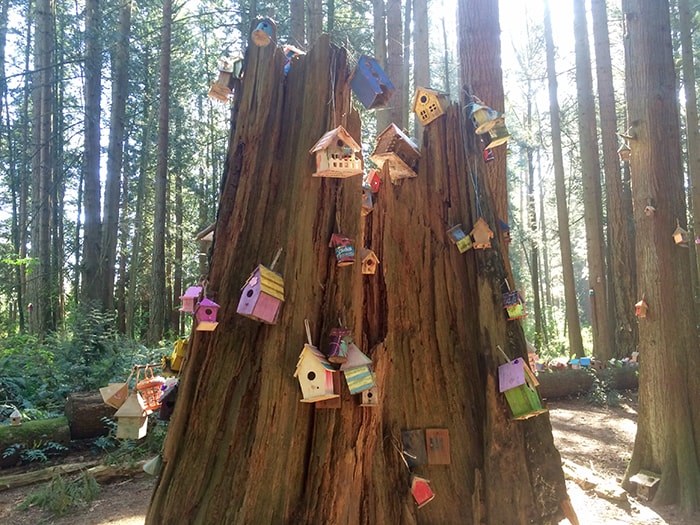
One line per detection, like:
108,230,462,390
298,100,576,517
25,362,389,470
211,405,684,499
359,247,380,275
237,264,285,324
413,87,449,126
114,391,148,440
310,126,363,178
498,358,547,420
370,123,420,183
294,345,339,403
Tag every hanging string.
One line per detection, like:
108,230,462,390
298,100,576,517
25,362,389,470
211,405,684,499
270,247,283,271
468,155,482,218
329,46,337,128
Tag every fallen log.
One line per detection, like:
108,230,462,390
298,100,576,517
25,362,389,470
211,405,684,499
0,417,71,468
64,391,116,440
538,366,638,399
561,459,628,504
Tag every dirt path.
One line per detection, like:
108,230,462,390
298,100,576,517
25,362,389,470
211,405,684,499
2,396,698,524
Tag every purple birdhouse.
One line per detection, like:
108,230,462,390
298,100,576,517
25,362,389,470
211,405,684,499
195,298,220,331
179,285,202,313
237,265,285,324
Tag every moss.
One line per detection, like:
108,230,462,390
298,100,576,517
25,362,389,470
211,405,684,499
0,417,70,451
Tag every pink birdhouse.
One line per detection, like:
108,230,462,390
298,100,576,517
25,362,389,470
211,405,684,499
237,265,285,324
635,297,648,318
410,475,435,508
329,234,355,267
179,285,202,313
195,298,220,331
365,169,382,193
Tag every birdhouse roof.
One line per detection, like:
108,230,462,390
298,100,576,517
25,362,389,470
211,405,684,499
309,126,361,154
198,297,219,309
243,265,285,301
470,217,494,239
340,343,372,370
359,247,379,264
294,344,336,377
376,123,420,154
413,87,449,107
498,358,527,393
114,392,147,417
328,233,352,247
195,222,215,241
181,286,202,300
10,408,21,418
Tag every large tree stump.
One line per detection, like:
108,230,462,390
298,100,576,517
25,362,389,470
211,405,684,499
64,392,116,440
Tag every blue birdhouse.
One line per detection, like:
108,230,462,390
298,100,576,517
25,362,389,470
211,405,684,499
350,56,395,110
251,18,275,47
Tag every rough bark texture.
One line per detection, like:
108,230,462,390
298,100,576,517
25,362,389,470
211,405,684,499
622,0,700,512
543,0,585,358
146,33,567,525
572,0,612,360
64,391,115,440
385,0,404,129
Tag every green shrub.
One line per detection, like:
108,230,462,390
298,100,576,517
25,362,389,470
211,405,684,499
19,472,100,517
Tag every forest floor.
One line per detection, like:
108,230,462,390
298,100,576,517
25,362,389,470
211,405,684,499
1,395,699,524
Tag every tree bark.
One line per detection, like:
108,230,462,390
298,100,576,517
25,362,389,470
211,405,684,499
413,0,428,141
290,0,305,47
146,30,567,525
385,0,404,129
64,391,115,439
573,0,612,360
622,0,700,512
372,0,389,132
543,0,585,358
147,0,172,345
307,0,323,46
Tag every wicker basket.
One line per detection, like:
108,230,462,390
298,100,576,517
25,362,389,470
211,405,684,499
136,367,165,413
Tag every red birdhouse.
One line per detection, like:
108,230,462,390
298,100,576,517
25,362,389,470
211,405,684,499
410,475,435,508
365,169,382,193
329,233,355,267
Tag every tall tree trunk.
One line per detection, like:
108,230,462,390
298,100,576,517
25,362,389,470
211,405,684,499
373,0,389,132
679,0,700,302
307,0,322,45
543,0,585,358
81,0,103,305
147,28,568,525
403,0,411,135
413,0,428,141
290,0,304,47
591,0,636,359
573,0,611,359
101,0,132,311
527,141,543,348
537,147,551,345
116,140,130,334
385,0,404,129
326,0,334,34
147,0,172,345
623,0,700,512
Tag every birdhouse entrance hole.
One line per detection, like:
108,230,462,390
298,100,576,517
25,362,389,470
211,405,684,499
307,371,316,381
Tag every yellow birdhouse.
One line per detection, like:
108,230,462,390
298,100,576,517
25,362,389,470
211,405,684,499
310,126,363,178
359,247,380,275
169,338,189,372
413,87,449,126
114,392,148,440
446,224,473,253
469,99,501,134
470,218,494,249
370,123,421,183
486,117,511,148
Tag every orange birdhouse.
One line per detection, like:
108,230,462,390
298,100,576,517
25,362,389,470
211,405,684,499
413,87,449,126
673,219,689,246
359,247,380,275
470,217,494,249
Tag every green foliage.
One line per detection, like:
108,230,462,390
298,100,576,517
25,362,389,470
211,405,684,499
3,440,68,464
19,472,100,517
102,416,168,467
587,372,621,407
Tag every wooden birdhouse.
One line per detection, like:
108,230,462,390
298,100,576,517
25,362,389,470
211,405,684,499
482,147,495,163
410,475,435,508
644,205,656,216
99,382,128,409
413,87,449,126
350,55,395,110
9,408,21,426
503,290,526,320
283,44,305,76
114,391,148,440
361,386,379,406
169,338,188,372
237,264,285,324
310,126,363,178
329,233,355,267
294,345,339,403
340,343,376,394
359,247,380,275
470,218,494,249
635,296,648,318
498,219,511,244
673,220,690,246
325,327,352,364
498,358,547,420
469,99,501,134
251,18,275,47
370,123,421,183
365,169,382,193
486,117,511,148
208,56,243,102
629,470,661,501
361,189,374,216
446,224,473,253
195,298,220,331
179,286,202,313
158,382,178,422
617,142,631,162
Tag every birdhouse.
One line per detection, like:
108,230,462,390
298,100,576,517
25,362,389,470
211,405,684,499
468,99,501,134
359,247,380,275
470,217,494,249
195,298,220,331
503,290,526,320
99,382,128,409
410,475,435,508
629,470,661,501
294,345,339,403
361,189,374,216
208,56,243,102
413,87,449,126
329,233,355,267
310,126,363,178
179,286,202,313
350,55,395,110
169,338,188,372
114,391,148,440
635,297,648,318
9,408,21,426
446,224,473,253
673,220,689,246
365,169,382,193
482,147,495,163
282,44,305,76
340,343,376,394
617,142,631,162
325,327,353,364
237,264,285,324
498,358,547,420
486,117,511,148
498,219,511,244
158,381,178,421
361,386,379,406
251,18,275,47
371,123,421,183
426,428,451,465
143,454,163,476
